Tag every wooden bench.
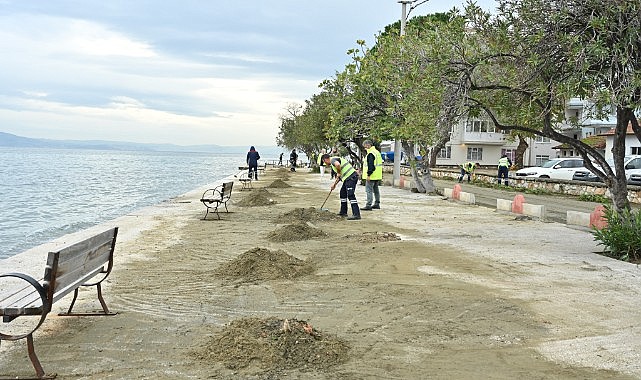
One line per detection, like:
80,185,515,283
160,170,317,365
0,227,119,379
237,172,253,190
199,181,233,220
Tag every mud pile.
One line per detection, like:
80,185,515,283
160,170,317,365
192,317,350,374
267,179,291,188
267,222,327,242
235,188,276,207
215,247,313,282
274,207,342,224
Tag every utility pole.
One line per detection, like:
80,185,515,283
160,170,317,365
393,1,411,187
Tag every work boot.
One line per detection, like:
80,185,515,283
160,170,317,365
361,206,373,211
337,213,347,217
372,205,380,209
347,215,361,220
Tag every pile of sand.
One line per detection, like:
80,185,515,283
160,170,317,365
235,188,277,207
267,223,327,242
267,179,291,188
345,232,402,243
274,207,342,224
192,317,350,375
215,247,313,283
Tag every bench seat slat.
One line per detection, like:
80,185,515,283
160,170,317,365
0,287,45,315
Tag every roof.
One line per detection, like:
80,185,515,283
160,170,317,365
552,135,606,150
599,123,636,136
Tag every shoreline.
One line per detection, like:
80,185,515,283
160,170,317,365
2,168,641,379
0,174,233,277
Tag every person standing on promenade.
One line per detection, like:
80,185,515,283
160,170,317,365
361,140,383,211
329,147,339,181
289,149,298,172
278,152,283,166
246,146,261,180
321,153,361,220
497,154,512,186
458,161,479,183
317,149,327,182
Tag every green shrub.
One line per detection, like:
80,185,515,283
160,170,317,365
578,194,611,204
592,206,641,262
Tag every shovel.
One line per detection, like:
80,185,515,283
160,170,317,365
319,188,333,211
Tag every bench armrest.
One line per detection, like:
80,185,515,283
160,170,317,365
0,272,50,340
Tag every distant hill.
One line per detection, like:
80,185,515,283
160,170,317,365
0,131,283,155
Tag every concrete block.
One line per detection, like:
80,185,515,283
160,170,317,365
567,211,591,228
497,199,513,212
459,191,476,204
522,203,546,220
443,188,454,198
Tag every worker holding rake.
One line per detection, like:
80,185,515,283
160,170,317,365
321,154,361,220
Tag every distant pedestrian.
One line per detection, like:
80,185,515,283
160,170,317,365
317,149,327,181
246,146,261,180
289,149,298,172
321,154,361,220
329,147,339,180
361,140,383,211
278,152,283,166
458,162,479,183
497,154,512,186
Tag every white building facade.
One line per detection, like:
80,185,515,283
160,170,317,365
434,98,617,167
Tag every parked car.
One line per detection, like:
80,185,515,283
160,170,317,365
515,158,584,180
571,155,641,184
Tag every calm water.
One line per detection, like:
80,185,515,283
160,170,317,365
0,147,251,260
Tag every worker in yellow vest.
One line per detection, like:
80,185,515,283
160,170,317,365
458,161,479,183
321,154,361,220
497,154,512,186
361,140,383,210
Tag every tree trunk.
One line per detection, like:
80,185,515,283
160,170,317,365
402,141,435,193
610,107,632,214
514,134,529,169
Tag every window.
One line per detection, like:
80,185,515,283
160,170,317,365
467,147,483,161
535,155,550,166
436,146,451,159
535,136,550,143
632,147,641,155
465,120,495,133
501,148,516,162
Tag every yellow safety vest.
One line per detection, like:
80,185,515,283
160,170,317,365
331,157,356,181
362,146,383,180
460,162,476,173
498,157,510,167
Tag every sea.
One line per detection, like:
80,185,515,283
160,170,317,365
0,147,269,260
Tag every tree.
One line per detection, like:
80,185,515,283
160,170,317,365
445,0,641,213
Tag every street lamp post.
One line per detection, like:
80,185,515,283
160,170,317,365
393,1,411,187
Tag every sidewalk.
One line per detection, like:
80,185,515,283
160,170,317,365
2,168,640,379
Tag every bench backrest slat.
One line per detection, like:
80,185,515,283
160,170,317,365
45,228,118,304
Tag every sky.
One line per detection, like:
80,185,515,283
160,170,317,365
0,0,497,147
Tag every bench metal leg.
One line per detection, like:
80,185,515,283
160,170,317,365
58,285,116,317
27,333,55,379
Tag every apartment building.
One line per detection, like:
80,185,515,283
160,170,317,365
434,98,617,167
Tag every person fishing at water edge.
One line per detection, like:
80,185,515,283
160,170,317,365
360,140,383,211
321,154,361,220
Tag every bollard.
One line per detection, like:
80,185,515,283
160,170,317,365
589,205,608,229
512,194,525,214
452,184,462,200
